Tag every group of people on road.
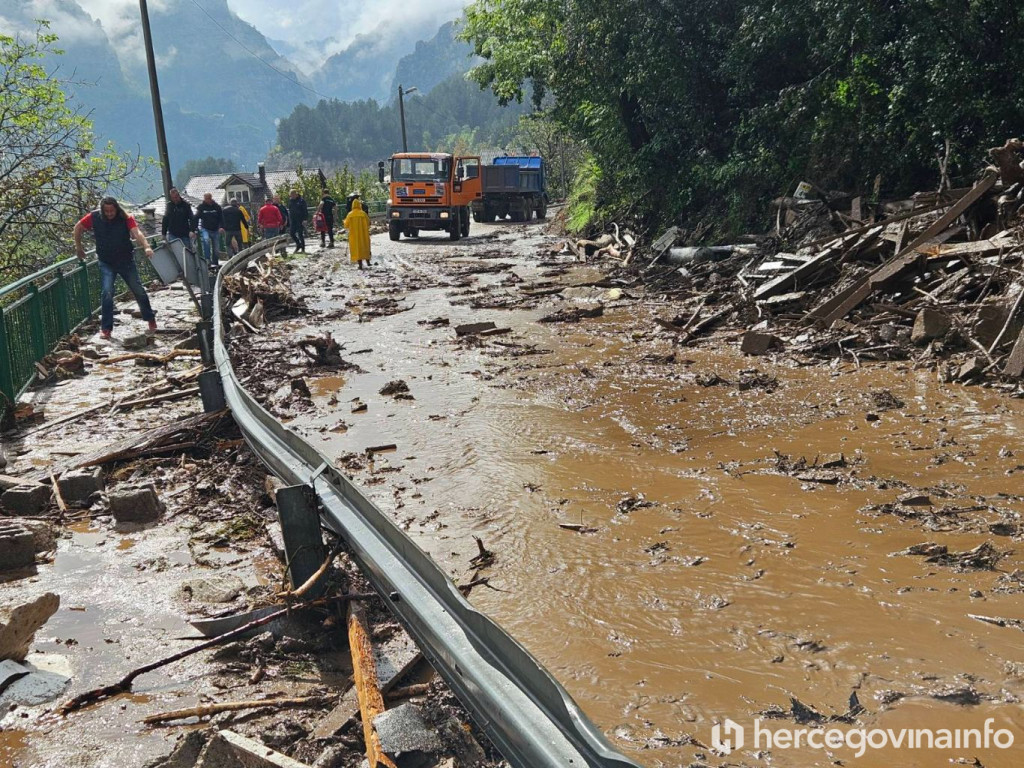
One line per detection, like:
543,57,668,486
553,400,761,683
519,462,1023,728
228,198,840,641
73,185,374,340
162,189,252,267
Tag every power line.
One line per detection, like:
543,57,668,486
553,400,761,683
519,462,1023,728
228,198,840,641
187,0,334,101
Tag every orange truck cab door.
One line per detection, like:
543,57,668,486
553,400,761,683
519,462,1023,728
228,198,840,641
453,156,482,206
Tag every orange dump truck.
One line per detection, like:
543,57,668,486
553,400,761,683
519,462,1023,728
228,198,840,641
379,153,481,241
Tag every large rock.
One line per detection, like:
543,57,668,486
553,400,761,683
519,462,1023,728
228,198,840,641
0,520,36,571
911,308,951,344
181,575,244,604
57,468,105,506
0,593,60,661
108,484,164,523
1,483,52,516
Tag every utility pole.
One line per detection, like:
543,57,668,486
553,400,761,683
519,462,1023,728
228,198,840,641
139,0,172,198
398,84,418,153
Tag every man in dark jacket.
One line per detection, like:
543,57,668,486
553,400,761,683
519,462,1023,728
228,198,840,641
287,189,308,253
273,195,289,233
195,192,224,266
73,196,157,340
317,191,337,247
161,187,195,245
222,198,246,255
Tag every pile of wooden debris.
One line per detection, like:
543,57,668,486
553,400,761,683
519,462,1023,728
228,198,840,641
632,138,1024,387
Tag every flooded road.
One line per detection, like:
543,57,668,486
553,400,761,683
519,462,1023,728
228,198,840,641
259,219,1024,766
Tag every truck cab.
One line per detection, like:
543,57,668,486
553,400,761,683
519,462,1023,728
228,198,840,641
381,153,481,241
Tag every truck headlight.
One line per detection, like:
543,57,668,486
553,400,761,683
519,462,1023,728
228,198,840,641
391,211,401,218
439,211,449,219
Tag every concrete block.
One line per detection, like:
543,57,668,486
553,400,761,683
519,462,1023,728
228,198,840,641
197,729,310,768
122,333,154,351
740,330,781,355
0,592,59,661
0,475,40,493
19,520,56,552
374,703,442,768
1,484,52,516
57,468,105,505
108,484,165,523
911,308,951,344
0,520,36,570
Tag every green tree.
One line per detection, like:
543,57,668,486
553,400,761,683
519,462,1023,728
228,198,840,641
174,156,235,189
461,0,1024,236
0,22,145,282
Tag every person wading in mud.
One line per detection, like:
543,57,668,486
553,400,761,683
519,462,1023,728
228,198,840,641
73,196,157,340
344,198,372,270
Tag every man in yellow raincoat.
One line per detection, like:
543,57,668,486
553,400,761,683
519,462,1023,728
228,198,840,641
344,198,372,270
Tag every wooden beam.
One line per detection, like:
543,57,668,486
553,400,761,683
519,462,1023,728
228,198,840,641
348,602,398,768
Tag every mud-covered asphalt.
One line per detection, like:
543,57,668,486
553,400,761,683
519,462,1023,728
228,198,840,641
233,217,1024,767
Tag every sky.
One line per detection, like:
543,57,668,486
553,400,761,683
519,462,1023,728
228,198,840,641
226,0,470,54
70,0,470,68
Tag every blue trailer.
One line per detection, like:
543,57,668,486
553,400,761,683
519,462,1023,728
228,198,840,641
472,156,548,223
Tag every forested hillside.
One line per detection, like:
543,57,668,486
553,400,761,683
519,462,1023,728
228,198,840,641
276,73,529,165
462,0,1024,235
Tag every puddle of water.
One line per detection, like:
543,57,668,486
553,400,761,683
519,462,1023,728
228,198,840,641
0,730,29,766
308,375,347,399
277,233,1024,765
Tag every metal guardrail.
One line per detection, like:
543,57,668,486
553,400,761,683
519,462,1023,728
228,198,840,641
213,242,643,768
0,245,161,407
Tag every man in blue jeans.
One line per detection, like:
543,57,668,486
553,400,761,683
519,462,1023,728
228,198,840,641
73,196,157,340
195,192,225,267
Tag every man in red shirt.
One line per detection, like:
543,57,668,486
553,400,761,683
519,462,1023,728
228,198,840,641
257,198,284,238
72,196,157,340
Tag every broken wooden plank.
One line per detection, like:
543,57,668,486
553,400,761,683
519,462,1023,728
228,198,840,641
754,233,859,300
116,386,200,411
805,172,998,325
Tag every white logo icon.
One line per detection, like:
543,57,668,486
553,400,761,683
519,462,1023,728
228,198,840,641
711,719,745,753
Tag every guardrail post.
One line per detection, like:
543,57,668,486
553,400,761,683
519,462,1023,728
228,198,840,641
55,268,71,336
275,485,327,597
198,370,225,412
27,284,46,362
0,307,15,406
197,321,215,365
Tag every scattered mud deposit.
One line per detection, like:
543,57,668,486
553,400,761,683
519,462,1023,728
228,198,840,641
0,268,502,768
226,219,1024,767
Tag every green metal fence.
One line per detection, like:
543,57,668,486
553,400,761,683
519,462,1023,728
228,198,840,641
0,245,160,407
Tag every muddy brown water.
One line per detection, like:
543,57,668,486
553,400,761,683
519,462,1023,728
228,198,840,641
267,222,1024,766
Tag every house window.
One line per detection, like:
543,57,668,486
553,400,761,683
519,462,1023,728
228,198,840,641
240,189,250,203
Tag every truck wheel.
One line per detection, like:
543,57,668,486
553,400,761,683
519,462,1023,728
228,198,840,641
472,210,482,223
536,201,548,220
461,209,470,237
388,222,401,241
449,219,461,241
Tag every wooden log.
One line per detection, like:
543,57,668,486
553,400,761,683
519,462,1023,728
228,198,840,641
348,602,398,768
142,695,326,725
